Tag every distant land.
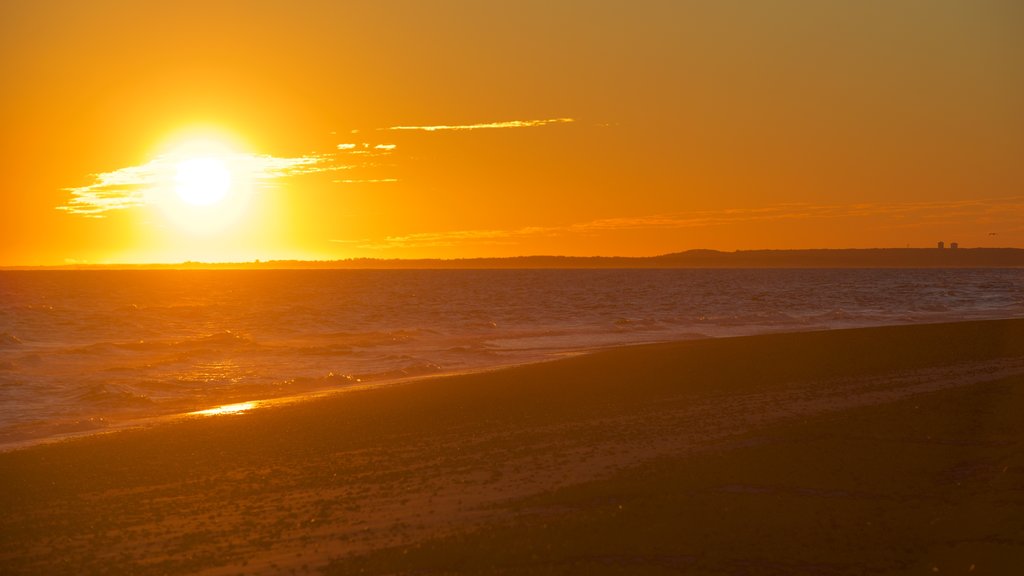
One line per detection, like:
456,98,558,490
5,248,1024,270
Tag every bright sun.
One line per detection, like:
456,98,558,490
174,156,232,206
149,131,255,236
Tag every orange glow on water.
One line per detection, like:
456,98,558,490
191,402,257,417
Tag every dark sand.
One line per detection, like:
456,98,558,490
2,319,1023,574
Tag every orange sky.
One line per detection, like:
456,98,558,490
1,0,1022,265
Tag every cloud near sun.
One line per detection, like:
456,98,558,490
58,117,574,218
58,152,342,218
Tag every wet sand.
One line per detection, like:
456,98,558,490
2,319,1023,574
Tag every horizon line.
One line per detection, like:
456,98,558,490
4,247,1024,270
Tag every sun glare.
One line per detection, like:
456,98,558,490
175,156,232,206
148,131,256,236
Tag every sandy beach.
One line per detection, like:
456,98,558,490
1,318,1023,575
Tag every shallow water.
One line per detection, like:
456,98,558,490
1,268,1022,447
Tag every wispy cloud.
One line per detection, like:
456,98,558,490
249,154,343,178
354,228,533,249
61,116,577,218
56,160,161,217
332,178,399,184
335,142,398,156
59,152,344,217
351,197,1024,250
385,118,574,132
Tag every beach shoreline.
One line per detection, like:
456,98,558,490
4,267,1021,452
2,319,1023,574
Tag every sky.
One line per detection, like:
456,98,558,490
1,0,1022,265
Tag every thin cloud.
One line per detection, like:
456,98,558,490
59,152,344,217
336,142,397,156
250,154,342,178
385,118,574,132
361,228,532,249
62,115,574,217
57,160,161,217
332,178,399,184
353,197,1024,250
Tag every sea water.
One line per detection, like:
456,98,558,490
1,268,1022,448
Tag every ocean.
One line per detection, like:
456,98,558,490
1,268,1022,449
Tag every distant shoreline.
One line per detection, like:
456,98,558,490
4,247,1024,270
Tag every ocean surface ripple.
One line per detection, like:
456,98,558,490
1,268,1022,447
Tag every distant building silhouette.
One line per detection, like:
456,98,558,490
937,241,945,249
950,242,959,249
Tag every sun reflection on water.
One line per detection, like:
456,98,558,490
191,402,257,416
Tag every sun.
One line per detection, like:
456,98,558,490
149,131,256,235
174,156,232,206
